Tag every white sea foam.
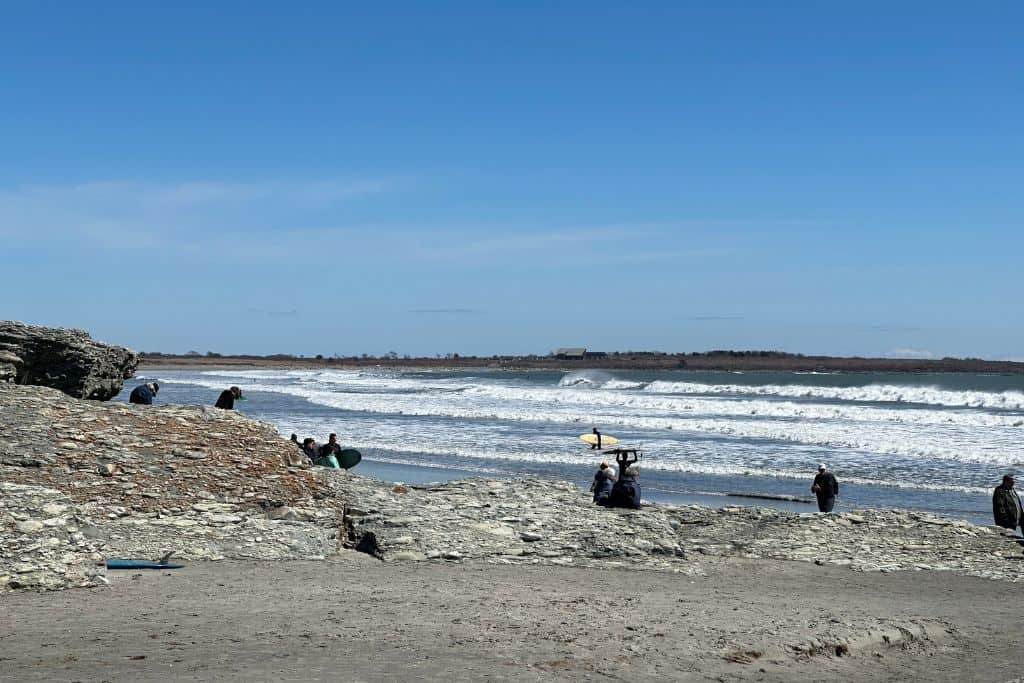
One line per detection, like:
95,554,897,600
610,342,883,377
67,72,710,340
160,373,1023,466
643,380,1024,411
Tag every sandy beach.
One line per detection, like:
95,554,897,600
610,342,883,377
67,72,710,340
3,554,1023,682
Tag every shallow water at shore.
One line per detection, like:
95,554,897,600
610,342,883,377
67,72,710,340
122,367,1023,525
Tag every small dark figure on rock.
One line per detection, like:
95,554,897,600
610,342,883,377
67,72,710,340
992,474,1023,535
590,461,616,504
128,382,159,405
812,463,839,512
215,386,242,410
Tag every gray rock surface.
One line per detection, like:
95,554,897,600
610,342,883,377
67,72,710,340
1,482,107,591
325,473,1024,582
0,320,138,400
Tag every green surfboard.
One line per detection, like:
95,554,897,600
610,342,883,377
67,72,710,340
336,448,362,469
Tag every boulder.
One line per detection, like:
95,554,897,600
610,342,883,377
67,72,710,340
0,321,137,400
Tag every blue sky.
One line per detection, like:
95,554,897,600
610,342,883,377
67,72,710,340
1,2,1021,358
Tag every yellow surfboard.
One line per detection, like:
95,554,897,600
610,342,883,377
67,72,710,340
579,433,620,447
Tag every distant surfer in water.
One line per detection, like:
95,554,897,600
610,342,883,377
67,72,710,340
590,427,602,450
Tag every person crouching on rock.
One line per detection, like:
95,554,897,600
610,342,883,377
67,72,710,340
590,461,616,505
128,382,159,405
811,463,839,512
602,466,641,509
215,386,242,410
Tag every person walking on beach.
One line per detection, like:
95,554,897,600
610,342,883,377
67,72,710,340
215,386,242,410
128,382,159,405
811,463,839,512
992,475,1023,535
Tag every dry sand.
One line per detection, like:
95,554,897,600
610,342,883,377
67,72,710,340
2,553,1022,682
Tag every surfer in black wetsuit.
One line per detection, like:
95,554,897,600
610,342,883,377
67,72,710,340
591,427,602,450
319,433,342,459
129,382,159,405
215,386,242,409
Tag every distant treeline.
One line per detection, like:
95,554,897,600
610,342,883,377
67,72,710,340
138,350,1023,374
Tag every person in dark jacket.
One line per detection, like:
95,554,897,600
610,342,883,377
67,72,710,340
215,386,242,410
590,462,616,504
319,433,342,459
602,466,641,509
811,463,839,512
992,475,1023,533
301,438,319,465
128,382,159,405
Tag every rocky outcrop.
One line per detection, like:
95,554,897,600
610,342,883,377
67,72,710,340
0,382,340,587
0,321,138,400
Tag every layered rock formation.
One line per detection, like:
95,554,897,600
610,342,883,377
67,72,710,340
3,381,1024,593
0,321,138,400
329,474,1024,582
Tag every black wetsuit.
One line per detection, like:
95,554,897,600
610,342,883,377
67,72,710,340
128,385,155,405
215,390,235,410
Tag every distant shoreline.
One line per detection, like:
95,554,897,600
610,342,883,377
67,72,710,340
138,352,1024,374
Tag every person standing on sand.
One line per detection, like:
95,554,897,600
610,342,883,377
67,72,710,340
992,475,1023,535
128,382,159,405
811,463,839,512
215,386,242,409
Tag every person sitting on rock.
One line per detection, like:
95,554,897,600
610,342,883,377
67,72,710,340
602,466,641,509
301,438,319,464
128,382,159,405
590,461,616,504
215,386,242,410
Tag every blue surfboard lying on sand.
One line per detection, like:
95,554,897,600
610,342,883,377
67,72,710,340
106,559,185,570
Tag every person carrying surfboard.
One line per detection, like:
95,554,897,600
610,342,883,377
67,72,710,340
591,428,602,450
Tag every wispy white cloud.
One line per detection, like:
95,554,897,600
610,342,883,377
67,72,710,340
0,178,394,248
0,179,746,269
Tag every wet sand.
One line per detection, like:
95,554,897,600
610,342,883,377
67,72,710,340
2,553,1022,682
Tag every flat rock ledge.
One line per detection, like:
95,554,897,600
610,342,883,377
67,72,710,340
324,473,1024,582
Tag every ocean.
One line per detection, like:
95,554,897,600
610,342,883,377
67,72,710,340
121,367,1024,525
